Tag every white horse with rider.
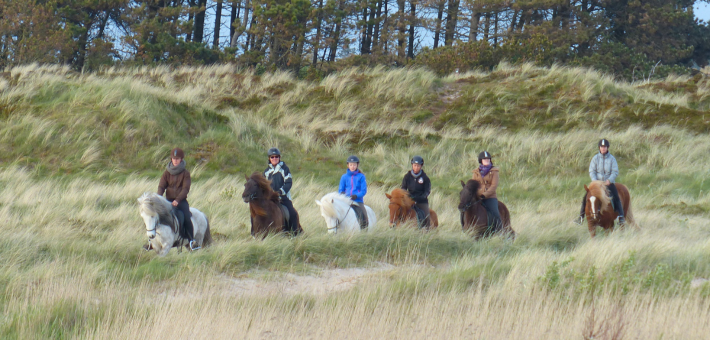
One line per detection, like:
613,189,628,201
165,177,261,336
138,192,212,256
315,192,377,233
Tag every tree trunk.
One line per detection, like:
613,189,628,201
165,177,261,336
372,0,383,52
407,0,415,59
230,0,239,42
483,12,489,42
312,0,324,65
187,0,196,41
365,0,376,54
433,0,444,48
194,0,207,43
469,10,479,41
214,0,223,48
443,0,460,46
397,0,406,59
329,0,345,61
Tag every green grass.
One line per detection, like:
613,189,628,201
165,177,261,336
2,63,710,337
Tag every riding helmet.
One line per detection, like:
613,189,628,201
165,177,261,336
267,147,281,157
598,139,610,148
411,156,424,165
347,155,360,163
478,151,492,164
171,148,185,159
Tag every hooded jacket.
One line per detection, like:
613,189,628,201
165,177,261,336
339,169,367,203
589,152,619,183
264,161,293,200
401,170,431,204
472,166,499,199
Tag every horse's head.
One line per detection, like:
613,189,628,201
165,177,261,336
242,172,272,203
315,193,351,233
458,180,482,212
584,182,611,221
385,189,413,227
137,192,161,240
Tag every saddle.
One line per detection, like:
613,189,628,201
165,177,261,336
411,204,428,228
350,204,368,229
279,204,291,231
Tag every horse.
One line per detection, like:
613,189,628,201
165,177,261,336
384,188,439,229
583,181,636,237
315,192,377,233
458,179,514,240
242,171,300,238
137,192,212,256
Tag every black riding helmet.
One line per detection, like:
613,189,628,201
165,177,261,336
347,155,360,163
268,148,281,157
598,139,610,148
411,156,424,165
478,151,492,164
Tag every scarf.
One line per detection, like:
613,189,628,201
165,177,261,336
479,164,492,178
410,170,422,178
167,160,186,175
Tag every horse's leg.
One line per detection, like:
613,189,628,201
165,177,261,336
587,221,597,237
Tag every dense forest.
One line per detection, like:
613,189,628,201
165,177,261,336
1,1,709,79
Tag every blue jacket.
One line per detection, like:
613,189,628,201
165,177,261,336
589,152,619,183
339,169,367,203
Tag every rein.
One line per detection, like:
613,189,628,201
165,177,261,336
328,205,352,233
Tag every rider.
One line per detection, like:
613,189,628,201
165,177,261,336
264,147,300,235
472,151,502,232
401,156,431,228
157,148,199,251
575,139,625,225
339,155,368,228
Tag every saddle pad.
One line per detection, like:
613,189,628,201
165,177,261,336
280,204,290,225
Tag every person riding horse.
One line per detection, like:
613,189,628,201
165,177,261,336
471,151,503,232
144,148,199,251
264,147,300,235
575,139,625,225
401,156,432,229
339,155,368,229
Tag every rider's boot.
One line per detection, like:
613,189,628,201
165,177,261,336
573,215,584,225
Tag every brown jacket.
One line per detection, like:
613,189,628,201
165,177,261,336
472,167,499,199
158,169,191,202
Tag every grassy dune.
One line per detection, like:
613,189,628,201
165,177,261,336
1,63,710,338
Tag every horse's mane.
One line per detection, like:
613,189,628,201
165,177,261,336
463,180,482,198
587,181,611,208
318,192,352,218
249,171,280,203
138,192,177,231
389,188,414,207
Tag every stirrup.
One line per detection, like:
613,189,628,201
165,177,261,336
573,216,584,225
189,240,201,251
618,216,626,225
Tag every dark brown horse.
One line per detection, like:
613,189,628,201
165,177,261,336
385,188,439,229
583,181,636,237
458,179,514,240
242,172,286,239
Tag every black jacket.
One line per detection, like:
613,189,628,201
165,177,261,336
264,161,293,200
401,170,431,204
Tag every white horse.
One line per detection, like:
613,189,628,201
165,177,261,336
315,192,377,233
137,192,212,256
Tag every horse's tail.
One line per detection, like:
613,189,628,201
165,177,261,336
625,198,638,230
203,216,213,246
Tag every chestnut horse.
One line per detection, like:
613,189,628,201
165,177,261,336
458,179,514,240
583,181,636,237
385,188,439,229
242,172,294,239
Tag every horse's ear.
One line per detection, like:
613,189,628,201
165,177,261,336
331,199,334,204
584,184,589,192
461,180,466,188
245,174,249,181
385,193,392,199
315,200,321,206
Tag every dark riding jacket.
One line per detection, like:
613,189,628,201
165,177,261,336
401,170,431,204
264,161,292,200
158,169,191,202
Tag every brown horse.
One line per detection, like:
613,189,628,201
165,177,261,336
458,179,514,240
583,181,636,237
385,188,439,229
242,172,286,239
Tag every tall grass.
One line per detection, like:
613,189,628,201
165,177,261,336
1,63,710,337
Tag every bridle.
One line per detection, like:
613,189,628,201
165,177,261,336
327,206,352,233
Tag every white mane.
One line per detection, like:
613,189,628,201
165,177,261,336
138,192,174,221
318,192,353,218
